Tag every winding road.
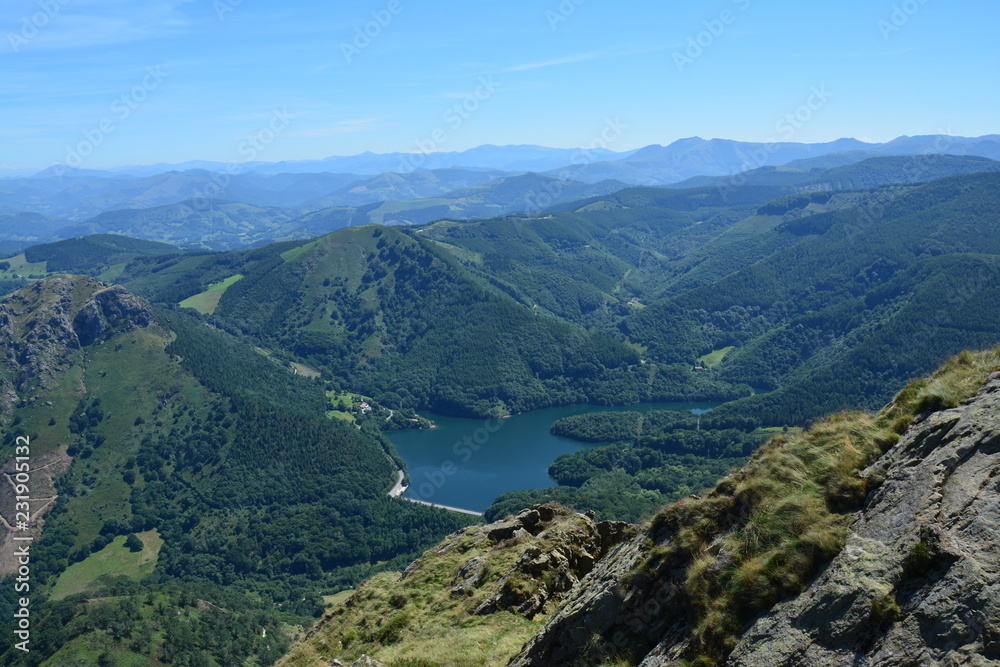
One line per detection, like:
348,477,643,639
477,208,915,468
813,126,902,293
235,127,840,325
384,458,484,517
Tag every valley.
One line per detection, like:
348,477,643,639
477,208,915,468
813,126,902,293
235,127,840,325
6,0,999,661
388,401,719,514
3,141,1000,665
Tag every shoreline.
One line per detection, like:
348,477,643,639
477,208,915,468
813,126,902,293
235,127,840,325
386,463,484,517
398,496,484,517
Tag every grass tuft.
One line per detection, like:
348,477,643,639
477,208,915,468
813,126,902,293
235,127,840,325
640,347,1000,665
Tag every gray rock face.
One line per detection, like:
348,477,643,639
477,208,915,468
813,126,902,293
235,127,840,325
72,284,155,346
451,555,487,597
0,277,156,413
510,375,1000,667
728,372,1000,666
470,505,638,620
508,528,691,666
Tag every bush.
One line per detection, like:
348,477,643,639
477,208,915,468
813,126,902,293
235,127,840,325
125,534,144,553
871,593,902,624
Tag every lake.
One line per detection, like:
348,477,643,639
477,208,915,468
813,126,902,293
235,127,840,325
387,401,719,513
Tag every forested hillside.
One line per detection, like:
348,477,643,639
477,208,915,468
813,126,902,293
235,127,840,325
83,163,1000,432
0,278,475,665
124,225,724,418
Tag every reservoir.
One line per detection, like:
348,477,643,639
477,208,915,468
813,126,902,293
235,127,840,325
387,401,718,514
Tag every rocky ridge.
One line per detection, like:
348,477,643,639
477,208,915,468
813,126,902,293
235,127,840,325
727,373,1000,666
278,504,637,666
0,276,156,414
510,366,1000,666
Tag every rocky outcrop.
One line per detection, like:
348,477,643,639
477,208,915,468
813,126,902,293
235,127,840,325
507,529,688,666
727,373,1000,666
278,504,639,667
0,277,155,402
72,284,155,346
414,504,636,620
511,371,1000,666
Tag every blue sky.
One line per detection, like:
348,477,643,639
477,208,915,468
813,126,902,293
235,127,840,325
1,0,996,169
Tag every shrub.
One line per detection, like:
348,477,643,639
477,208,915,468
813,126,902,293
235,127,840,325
903,541,933,579
871,593,902,623
125,534,144,553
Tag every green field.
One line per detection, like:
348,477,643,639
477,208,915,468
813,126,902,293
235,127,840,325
0,253,49,280
50,530,164,600
698,346,735,368
179,273,244,315
291,361,321,378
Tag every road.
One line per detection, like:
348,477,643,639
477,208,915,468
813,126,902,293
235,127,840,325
388,467,406,497
399,497,484,517
384,459,484,517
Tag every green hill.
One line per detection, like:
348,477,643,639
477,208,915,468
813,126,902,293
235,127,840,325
142,225,659,418
23,234,180,273
59,200,306,250
0,277,476,665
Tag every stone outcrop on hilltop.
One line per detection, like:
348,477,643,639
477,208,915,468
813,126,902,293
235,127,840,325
278,504,638,666
0,276,155,412
72,283,155,346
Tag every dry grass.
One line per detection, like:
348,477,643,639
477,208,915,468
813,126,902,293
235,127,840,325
642,347,1000,665
278,512,602,667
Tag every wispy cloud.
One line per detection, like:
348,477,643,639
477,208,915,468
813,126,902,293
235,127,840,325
284,118,380,139
4,0,192,51
789,47,918,59
504,45,674,73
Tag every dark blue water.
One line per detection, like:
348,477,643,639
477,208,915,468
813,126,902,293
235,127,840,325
387,402,718,513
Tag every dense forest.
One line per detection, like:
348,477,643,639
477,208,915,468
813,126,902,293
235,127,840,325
0,281,475,665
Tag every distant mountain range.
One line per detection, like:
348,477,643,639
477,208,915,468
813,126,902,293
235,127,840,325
3,135,1000,252
546,134,1000,184
3,153,1000,252
17,144,635,179
9,135,1000,183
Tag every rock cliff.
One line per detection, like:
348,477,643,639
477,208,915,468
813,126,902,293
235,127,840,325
278,504,637,666
0,276,156,414
727,373,1000,666
511,358,1000,666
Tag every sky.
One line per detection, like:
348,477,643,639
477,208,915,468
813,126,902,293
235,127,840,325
1,0,997,170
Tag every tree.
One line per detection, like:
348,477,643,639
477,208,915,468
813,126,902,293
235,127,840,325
125,534,144,553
